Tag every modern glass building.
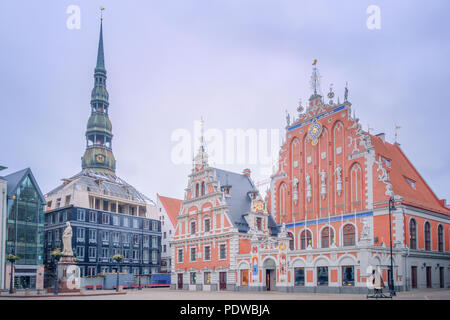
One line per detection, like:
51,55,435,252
0,168,45,290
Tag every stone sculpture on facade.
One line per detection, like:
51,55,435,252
335,165,343,196
292,177,299,205
320,170,327,200
305,174,312,203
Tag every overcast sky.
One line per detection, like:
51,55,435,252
0,0,449,204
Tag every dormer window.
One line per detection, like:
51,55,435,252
405,177,416,190
381,156,391,167
256,217,262,231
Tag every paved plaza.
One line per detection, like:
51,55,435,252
1,288,449,300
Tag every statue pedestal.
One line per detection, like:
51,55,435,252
57,255,81,293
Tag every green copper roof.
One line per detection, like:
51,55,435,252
82,20,116,175
96,21,105,71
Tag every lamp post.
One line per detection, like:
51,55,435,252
50,248,63,295
6,254,19,294
388,196,396,297
138,219,143,290
112,254,124,292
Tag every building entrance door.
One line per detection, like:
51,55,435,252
439,267,444,288
177,273,183,289
426,266,432,288
265,269,271,291
411,266,417,289
219,272,227,290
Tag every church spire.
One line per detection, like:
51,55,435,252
194,117,209,171
96,20,105,71
81,16,116,175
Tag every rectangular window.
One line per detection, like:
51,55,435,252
163,232,167,239
87,266,96,276
56,198,61,208
152,236,158,248
123,217,129,227
102,213,110,224
191,221,196,235
190,247,196,262
76,228,85,241
152,221,158,231
133,234,139,245
219,244,226,260
342,266,355,286
133,250,139,260
240,270,249,286
294,268,305,286
256,217,262,231
88,247,97,259
133,219,139,228
76,246,85,260
89,229,97,243
190,272,196,285
143,220,149,229
77,209,85,221
102,248,109,259
113,215,119,226
204,219,211,232
122,233,129,243
204,272,211,285
102,231,109,242
204,245,211,261
89,211,96,223
163,244,166,253
113,232,120,243
178,249,183,263
65,195,71,206
317,267,328,286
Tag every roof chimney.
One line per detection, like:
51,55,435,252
243,168,251,177
375,133,385,142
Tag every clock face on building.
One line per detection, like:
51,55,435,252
96,154,105,163
308,119,323,146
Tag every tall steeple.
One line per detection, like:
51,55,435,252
194,117,208,171
81,17,116,175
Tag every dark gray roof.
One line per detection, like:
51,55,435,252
1,167,45,203
214,168,278,235
46,169,153,205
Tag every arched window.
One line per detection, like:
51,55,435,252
195,183,199,198
424,221,431,251
288,232,294,251
300,230,312,249
409,219,417,249
201,182,205,196
321,227,334,248
438,225,444,252
343,224,355,246
279,183,288,223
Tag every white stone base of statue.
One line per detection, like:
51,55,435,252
57,255,81,293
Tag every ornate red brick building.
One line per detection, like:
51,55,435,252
172,66,450,293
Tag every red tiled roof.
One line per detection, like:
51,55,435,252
370,134,450,216
157,194,182,227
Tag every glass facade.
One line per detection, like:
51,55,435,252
6,175,45,265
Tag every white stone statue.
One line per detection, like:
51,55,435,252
335,166,343,196
320,170,327,200
62,221,73,256
292,177,299,205
305,174,312,203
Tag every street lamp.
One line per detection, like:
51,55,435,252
6,254,19,294
50,248,63,295
388,196,396,297
112,254,124,292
